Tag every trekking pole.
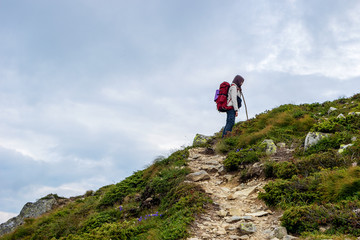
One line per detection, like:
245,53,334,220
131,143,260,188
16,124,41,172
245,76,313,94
240,91,249,120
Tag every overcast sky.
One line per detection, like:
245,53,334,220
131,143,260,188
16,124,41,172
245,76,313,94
1,0,360,223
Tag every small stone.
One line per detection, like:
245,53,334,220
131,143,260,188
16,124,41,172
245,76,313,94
218,210,227,217
225,225,237,231
239,235,250,240
237,222,257,235
217,227,227,235
277,142,286,148
201,233,211,239
228,194,236,200
186,170,210,182
328,107,337,114
283,235,298,240
229,208,243,216
246,211,269,217
233,185,259,198
240,215,253,221
229,235,241,239
337,113,345,119
273,226,287,239
338,143,353,154
226,216,242,223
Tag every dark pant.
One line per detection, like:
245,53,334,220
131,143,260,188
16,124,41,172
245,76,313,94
222,109,235,137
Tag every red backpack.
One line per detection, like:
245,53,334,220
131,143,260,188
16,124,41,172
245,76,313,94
214,82,233,112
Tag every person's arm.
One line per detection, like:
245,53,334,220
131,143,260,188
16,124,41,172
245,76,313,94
230,85,239,113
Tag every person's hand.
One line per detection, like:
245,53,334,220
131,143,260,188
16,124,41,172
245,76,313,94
235,111,238,117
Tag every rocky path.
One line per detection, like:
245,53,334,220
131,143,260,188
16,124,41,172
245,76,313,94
185,148,296,240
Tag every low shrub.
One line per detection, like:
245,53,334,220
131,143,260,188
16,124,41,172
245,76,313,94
98,170,147,209
223,148,260,171
296,151,351,177
281,200,360,235
258,176,321,208
264,161,298,179
312,115,360,133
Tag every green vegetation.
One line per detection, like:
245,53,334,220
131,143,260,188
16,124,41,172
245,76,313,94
1,148,210,240
215,93,360,239
2,93,360,240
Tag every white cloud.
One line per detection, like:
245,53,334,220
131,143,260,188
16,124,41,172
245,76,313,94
0,0,360,219
0,211,17,224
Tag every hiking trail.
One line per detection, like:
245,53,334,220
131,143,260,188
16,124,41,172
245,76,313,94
185,147,297,240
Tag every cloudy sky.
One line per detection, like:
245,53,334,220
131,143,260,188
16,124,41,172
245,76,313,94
1,0,360,223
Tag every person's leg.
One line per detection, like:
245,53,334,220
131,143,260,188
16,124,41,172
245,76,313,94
222,109,236,137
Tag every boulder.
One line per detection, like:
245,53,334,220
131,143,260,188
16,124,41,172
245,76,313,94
193,134,211,146
260,139,277,155
304,132,330,151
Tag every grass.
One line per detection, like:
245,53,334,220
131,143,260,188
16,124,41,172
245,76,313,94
214,93,360,239
2,93,360,240
0,148,210,240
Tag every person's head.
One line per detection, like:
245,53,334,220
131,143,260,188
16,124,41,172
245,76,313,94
232,75,244,88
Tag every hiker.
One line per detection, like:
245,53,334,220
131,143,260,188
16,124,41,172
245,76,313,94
222,75,244,137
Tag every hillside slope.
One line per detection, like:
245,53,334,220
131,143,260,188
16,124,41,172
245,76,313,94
1,93,360,240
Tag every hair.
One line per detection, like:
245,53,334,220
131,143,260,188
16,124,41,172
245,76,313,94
232,75,244,88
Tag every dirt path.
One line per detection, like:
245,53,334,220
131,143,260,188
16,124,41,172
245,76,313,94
185,148,292,240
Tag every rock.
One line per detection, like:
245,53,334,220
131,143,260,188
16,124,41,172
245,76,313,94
304,132,330,151
348,112,360,116
260,139,277,155
239,215,253,221
233,184,259,198
193,134,211,146
201,164,220,173
228,194,237,200
337,113,346,118
328,107,337,114
277,142,286,148
239,235,250,239
263,229,273,239
283,235,298,240
229,208,243,216
246,211,269,217
237,222,257,235
352,136,357,142
218,210,228,217
273,226,288,239
186,170,210,182
0,194,58,236
226,216,243,223
338,143,353,154
240,162,264,182
229,235,241,239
